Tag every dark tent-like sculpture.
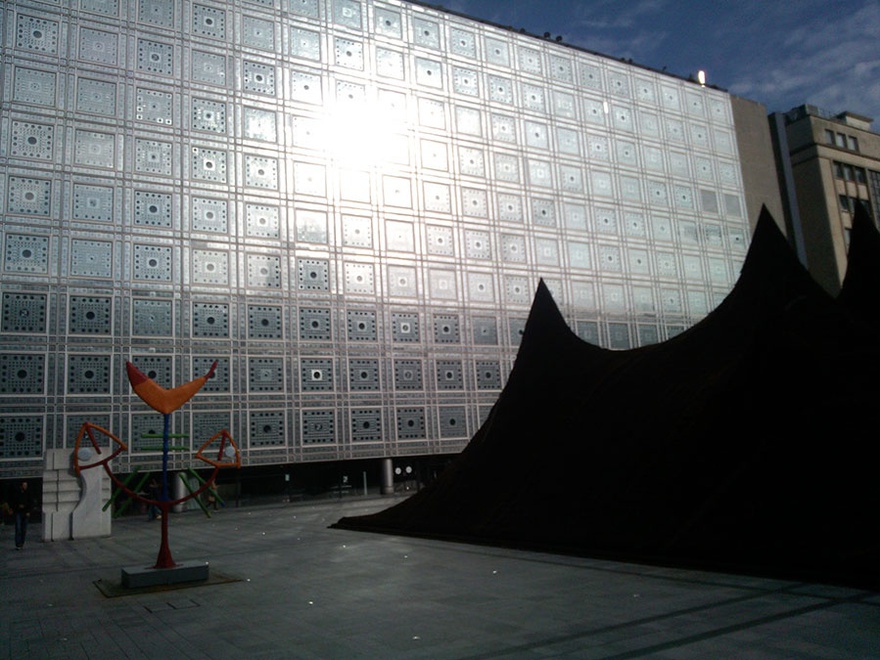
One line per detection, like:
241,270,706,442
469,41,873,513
335,206,880,589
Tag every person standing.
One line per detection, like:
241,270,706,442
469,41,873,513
11,481,33,550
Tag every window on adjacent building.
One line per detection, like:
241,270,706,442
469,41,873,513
834,161,845,178
848,135,860,152
839,194,851,211
855,167,867,184
836,132,847,148
825,129,836,144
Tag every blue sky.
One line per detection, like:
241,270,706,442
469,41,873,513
436,0,880,123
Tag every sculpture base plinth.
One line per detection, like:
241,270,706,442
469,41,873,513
121,561,209,589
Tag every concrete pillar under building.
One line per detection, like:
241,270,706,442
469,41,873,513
381,458,394,495
172,471,187,512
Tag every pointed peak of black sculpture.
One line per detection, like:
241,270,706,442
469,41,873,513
724,205,832,311
519,279,600,351
838,202,880,327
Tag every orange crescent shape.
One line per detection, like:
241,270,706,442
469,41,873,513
126,361,217,414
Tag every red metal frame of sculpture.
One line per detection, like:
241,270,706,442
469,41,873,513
74,361,240,569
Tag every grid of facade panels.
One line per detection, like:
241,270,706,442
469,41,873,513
0,0,749,477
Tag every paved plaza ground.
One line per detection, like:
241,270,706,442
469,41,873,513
2,495,878,658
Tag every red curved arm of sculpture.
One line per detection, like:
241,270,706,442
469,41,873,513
74,422,128,474
73,422,235,507
195,429,241,469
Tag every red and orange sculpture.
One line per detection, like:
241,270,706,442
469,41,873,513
75,360,239,569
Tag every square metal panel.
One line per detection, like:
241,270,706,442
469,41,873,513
393,359,422,390
249,411,286,447
0,354,45,394
67,355,111,394
376,48,404,79
0,416,44,457
247,254,282,288
290,0,319,18
391,312,419,342
130,413,165,452
242,15,275,51
132,299,173,335
13,67,56,106
132,244,172,281
497,194,524,222
331,0,362,29
290,70,323,104
243,107,276,141
297,259,329,290
296,210,328,243
435,360,463,390
290,27,321,61
302,410,335,444
192,302,229,338
191,50,227,86
79,27,118,65
69,296,112,334
348,359,380,391
425,225,454,256
73,184,114,222
4,234,50,273
70,239,113,278
472,317,497,345
484,37,510,66
248,304,283,339
242,61,276,96
245,203,279,238
427,269,457,300
9,120,54,160
249,358,284,392
422,182,451,213
475,361,502,390
433,315,460,343
191,250,229,285
334,37,363,70
138,0,175,27
346,310,376,341
413,17,440,49
301,358,334,391
16,14,59,54
467,272,495,302
192,411,231,443
2,293,47,334
75,78,117,116
508,318,527,345
134,190,172,228
191,98,227,133
244,155,278,189
192,4,226,39
191,147,228,183
450,28,476,58
344,262,375,294
135,139,173,175
191,197,228,233
137,38,174,75
351,408,382,442
299,307,332,340
396,408,425,440
438,406,467,438
136,87,173,125
7,177,52,216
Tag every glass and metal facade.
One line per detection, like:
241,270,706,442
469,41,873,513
0,0,750,478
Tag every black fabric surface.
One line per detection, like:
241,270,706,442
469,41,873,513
334,207,880,589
